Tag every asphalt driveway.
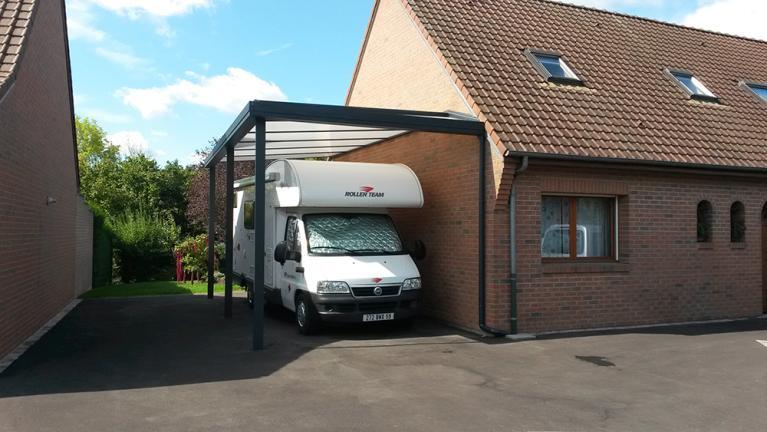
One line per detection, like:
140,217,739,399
1,295,766,432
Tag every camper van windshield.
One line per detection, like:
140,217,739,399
303,214,405,256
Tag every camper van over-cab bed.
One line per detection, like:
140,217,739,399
233,159,425,334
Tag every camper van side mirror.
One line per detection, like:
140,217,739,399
288,250,302,263
408,240,426,261
274,242,289,265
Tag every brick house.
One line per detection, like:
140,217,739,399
0,0,92,359
338,0,767,334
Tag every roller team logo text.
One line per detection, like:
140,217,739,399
345,185,384,198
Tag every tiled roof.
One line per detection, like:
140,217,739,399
0,0,36,97
404,0,767,169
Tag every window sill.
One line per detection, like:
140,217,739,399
730,243,747,250
542,261,630,274
697,242,714,250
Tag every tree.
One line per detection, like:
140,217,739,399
75,116,195,234
186,160,254,239
75,116,122,212
157,160,194,234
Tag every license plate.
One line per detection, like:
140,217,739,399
362,313,394,322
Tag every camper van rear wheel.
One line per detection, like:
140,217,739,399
295,293,320,335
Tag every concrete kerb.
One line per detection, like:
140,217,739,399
0,299,82,374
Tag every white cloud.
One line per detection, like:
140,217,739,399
95,47,149,68
682,0,767,41
107,131,150,155
116,67,287,118
256,43,294,57
67,0,106,42
69,0,215,41
81,108,133,124
89,0,214,18
186,152,205,166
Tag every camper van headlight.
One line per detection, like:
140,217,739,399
317,281,351,295
401,277,421,291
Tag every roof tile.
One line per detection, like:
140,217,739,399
406,0,767,169
0,0,35,95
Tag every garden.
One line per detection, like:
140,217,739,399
76,117,250,298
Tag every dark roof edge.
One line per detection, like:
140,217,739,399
531,0,767,46
507,151,767,176
60,0,81,190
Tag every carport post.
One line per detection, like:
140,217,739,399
207,163,216,299
224,144,234,318
252,116,266,350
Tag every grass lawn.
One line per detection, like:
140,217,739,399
80,281,228,299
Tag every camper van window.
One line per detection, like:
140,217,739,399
285,216,300,251
303,214,405,256
243,201,254,230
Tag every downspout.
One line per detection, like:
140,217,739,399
509,156,529,334
478,134,507,337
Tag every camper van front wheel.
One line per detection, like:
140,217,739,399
295,293,320,335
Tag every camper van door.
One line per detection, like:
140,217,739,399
263,204,275,288
278,215,306,308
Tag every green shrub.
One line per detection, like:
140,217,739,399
111,210,180,282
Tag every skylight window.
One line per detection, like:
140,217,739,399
525,49,583,85
667,69,718,102
743,82,767,103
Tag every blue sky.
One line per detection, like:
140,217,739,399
66,0,766,165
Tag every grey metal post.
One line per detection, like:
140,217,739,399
224,144,234,318
252,116,266,350
207,164,216,299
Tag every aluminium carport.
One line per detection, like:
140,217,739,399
203,100,488,350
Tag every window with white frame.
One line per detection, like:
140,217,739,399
541,196,616,259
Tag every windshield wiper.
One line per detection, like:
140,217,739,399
310,246,399,255
349,248,400,255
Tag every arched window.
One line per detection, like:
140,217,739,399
697,200,713,243
730,201,746,243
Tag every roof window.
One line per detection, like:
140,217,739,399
666,69,718,102
525,49,583,85
743,82,767,103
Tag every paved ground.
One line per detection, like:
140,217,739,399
1,295,766,432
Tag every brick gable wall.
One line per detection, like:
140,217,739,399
0,0,83,358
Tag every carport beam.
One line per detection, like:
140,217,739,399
252,116,266,350
224,144,234,318
207,164,216,299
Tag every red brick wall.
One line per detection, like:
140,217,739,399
0,0,81,358
337,133,767,334
337,132,480,328
515,162,767,333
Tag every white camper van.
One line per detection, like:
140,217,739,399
232,159,425,334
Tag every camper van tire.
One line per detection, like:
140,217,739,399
295,292,321,335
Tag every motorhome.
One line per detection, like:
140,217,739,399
233,159,425,334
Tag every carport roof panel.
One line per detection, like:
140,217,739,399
205,100,485,166
228,121,409,161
